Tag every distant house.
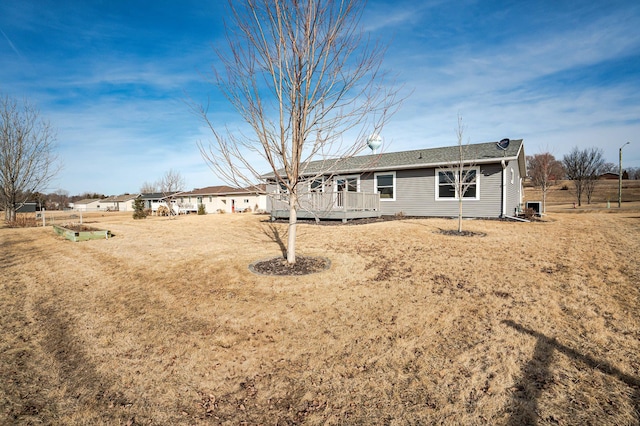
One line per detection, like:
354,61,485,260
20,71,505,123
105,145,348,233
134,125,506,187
599,172,619,180
264,139,526,220
599,171,628,180
71,198,103,212
101,194,139,212
178,185,267,214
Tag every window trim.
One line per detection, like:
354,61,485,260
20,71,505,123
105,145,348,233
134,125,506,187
374,171,396,201
435,167,480,201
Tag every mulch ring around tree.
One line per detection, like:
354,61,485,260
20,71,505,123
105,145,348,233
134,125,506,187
435,229,487,237
249,255,331,276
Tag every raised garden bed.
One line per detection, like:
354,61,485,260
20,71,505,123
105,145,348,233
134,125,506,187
53,224,111,242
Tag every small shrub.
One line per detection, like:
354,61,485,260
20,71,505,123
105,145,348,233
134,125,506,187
6,214,37,228
394,211,406,217
561,184,569,190
133,199,147,219
217,209,226,214
197,204,206,215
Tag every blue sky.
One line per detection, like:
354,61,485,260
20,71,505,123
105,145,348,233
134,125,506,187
1,0,639,195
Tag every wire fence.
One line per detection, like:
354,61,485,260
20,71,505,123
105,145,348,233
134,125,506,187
34,210,85,227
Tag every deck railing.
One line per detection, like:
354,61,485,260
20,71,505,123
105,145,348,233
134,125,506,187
269,191,380,214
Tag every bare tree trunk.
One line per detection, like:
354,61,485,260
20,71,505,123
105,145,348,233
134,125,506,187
458,199,463,233
287,193,297,264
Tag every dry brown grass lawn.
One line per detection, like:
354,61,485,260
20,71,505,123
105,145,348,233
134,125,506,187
1,206,639,424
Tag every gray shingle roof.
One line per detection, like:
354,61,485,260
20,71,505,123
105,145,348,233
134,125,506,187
263,139,523,178
180,185,238,196
180,185,266,196
103,194,138,202
140,192,179,200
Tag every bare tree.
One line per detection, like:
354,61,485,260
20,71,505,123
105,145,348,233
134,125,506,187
140,181,158,194
158,169,185,217
438,116,477,233
47,189,69,210
601,162,617,174
1,94,60,222
527,152,564,213
563,147,604,206
196,0,400,264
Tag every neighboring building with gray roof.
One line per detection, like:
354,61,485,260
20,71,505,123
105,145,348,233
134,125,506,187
101,194,139,212
264,139,526,220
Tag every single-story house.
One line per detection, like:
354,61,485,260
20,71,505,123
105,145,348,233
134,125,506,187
101,194,139,212
178,185,267,214
264,139,526,220
599,172,619,180
71,198,103,212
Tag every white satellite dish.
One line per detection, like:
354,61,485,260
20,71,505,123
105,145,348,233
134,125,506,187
367,134,383,154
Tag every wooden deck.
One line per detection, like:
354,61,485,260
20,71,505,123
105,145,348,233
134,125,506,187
269,191,381,222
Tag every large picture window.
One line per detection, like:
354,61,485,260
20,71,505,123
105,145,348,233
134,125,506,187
375,172,396,201
436,168,479,200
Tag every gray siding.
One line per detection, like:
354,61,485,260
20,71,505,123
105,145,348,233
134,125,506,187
368,166,505,218
505,158,523,216
266,162,516,218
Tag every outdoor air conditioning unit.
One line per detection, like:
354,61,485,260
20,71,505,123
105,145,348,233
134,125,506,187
525,201,542,215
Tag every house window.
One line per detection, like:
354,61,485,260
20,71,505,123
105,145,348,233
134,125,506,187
510,168,515,184
334,175,359,192
375,172,396,201
309,177,325,192
209,196,212,202
436,168,479,200
244,199,250,204
276,179,289,194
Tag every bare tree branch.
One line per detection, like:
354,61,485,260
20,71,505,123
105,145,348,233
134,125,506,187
438,115,477,233
0,94,60,222
158,169,185,218
527,151,564,213
563,147,604,206
194,0,402,264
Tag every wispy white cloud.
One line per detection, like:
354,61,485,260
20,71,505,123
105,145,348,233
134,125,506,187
374,2,640,168
0,27,22,58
